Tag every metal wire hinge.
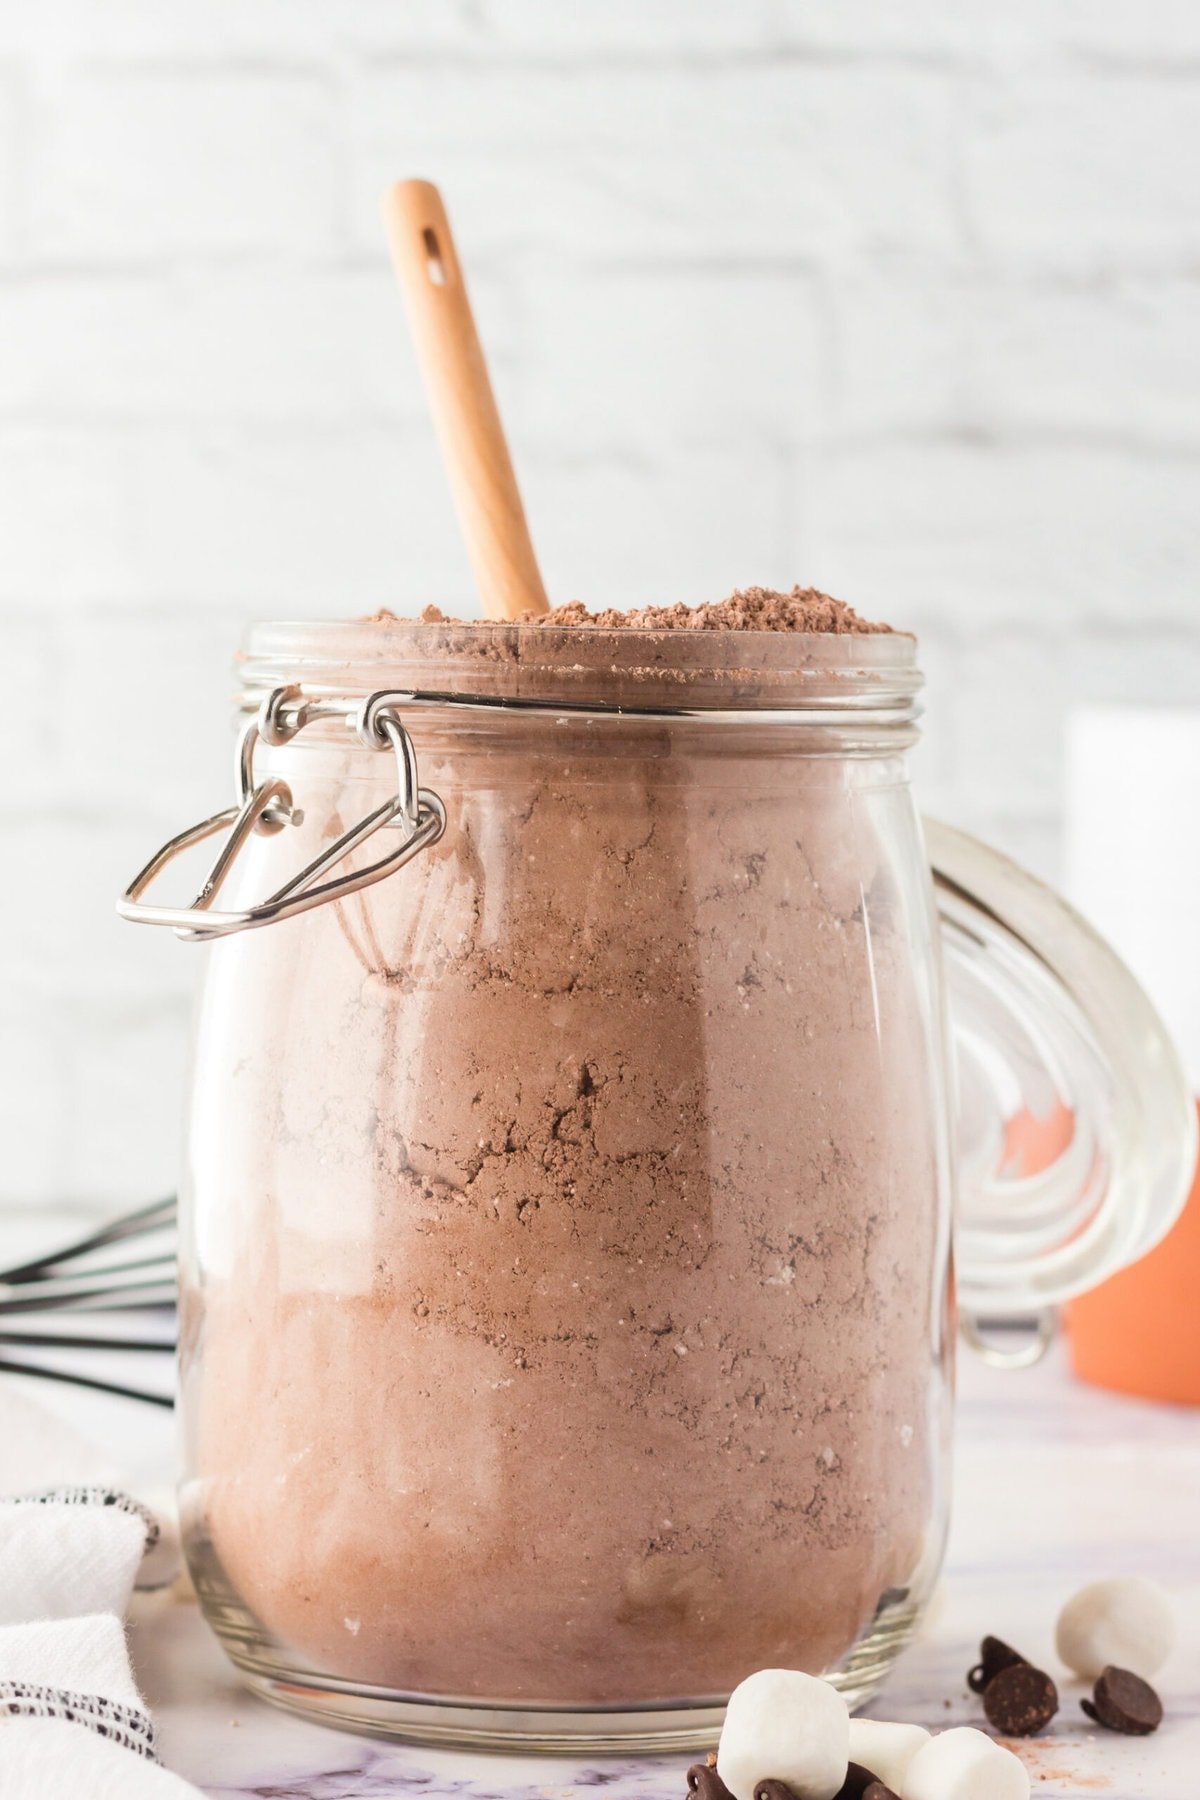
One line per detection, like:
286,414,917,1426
959,1309,1057,1369
117,688,445,941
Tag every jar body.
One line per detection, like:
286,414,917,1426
179,705,955,1747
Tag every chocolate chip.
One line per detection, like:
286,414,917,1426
966,1635,1029,1694
688,1764,737,1800
754,1783,799,1800
829,1765,879,1800
982,1661,1059,1737
1081,1665,1163,1736
862,1785,902,1800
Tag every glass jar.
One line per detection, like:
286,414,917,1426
122,619,1195,1752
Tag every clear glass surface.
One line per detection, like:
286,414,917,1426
179,700,955,1748
933,820,1196,1318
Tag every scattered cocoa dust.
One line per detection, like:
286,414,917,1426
1007,1739,1111,1789
1033,1773,1110,1789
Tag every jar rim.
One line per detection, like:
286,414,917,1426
238,618,922,719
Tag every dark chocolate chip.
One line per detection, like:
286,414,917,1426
862,1785,902,1800
982,1661,1059,1737
1081,1665,1163,1736
829,1765,879,1800
966,1635,1029,1694
688,1765,737,1800
754,1782,799,1800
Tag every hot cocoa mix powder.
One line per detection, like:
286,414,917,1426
185,591,945,1706
383,582,894,635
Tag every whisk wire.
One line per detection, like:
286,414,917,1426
0,1197,176,1284
0,1198,178,1405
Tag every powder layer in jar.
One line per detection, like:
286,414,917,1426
182,596,949,1705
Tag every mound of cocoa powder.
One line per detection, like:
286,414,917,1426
371,583,892,635
185,599,944,1709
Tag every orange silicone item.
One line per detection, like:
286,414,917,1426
1066,1105,1200,1405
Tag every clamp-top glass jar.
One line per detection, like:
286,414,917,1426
122,616,1195,1752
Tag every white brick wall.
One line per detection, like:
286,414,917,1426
1,2,1198,1219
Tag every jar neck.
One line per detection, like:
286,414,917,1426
237,684,923,767
237,619,924,740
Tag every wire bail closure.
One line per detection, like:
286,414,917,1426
117,687,445,942
119,671,917,946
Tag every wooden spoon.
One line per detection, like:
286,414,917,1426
383,179,550,621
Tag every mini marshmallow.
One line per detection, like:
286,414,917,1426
717,1668,849,1800
1055,1576,1175,1680
905,1728,1029,1800
847,1719,931,1792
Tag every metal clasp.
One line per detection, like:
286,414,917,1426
117,687,445,942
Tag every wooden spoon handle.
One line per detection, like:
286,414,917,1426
383,179,550,621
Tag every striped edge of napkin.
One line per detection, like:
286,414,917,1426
0,1382,200,1798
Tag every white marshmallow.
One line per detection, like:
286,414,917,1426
1055,1576,1175,1680
847,1719,932,1792
717,1669,849,1800
905,1728,1029,1800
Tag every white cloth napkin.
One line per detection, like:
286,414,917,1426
0,1382,200,1798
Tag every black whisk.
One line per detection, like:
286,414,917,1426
0,1197,177,1407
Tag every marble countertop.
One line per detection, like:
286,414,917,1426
35,1345,1200,1798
